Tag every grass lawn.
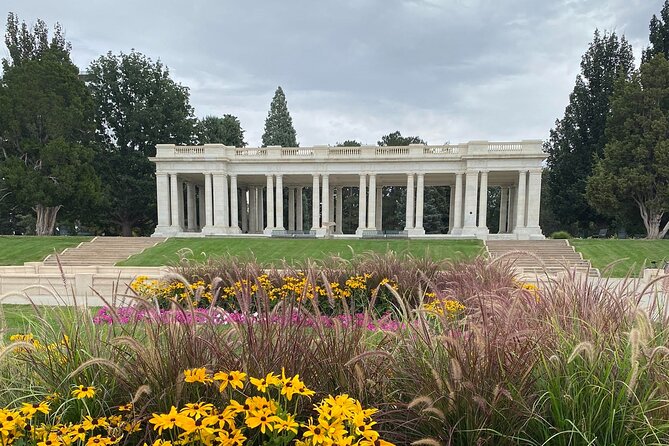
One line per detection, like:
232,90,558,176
1,304,100,337
571,239,669,277
0,236,91,266
119,238,484,266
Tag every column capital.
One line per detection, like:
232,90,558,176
518,169,529,174
479,169,489,174
528,168,543,174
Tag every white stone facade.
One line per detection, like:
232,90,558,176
150,141,547,240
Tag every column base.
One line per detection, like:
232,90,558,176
228,226,242,234
448,227,463,235
202,226,230,235
406,227,426,237
355,227,367,237
152,226,179,237
263,227,276,236
513,226,545,240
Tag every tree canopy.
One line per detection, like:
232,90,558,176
87,50,196,235
586,54,669,239
0,13,101,235
197,115,246,146
544,30,634,234
262,86,298,147
644,0,669,62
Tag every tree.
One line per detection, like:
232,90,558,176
336,140,362,147
197,115,246,146
377,132,427,230
545,30,634,234
0,13,101,235
586,54,669,239
262,86,298,147
87,51,196,236
644,0,669,62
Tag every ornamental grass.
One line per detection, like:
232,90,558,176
0,253,668,445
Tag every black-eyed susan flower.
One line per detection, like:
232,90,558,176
183,367,212,384
72,385,96,399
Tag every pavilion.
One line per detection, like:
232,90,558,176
150,141,546,239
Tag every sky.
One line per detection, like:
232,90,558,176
1,0,663,147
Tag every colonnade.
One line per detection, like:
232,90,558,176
155,169,542,238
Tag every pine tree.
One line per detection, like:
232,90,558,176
261,86,298,147
643,0,669,62
544,30,634,234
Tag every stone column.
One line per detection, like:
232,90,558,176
321,174,329,229
241,187,248,233
288,187,295,231
275,174,284,230
514,170,527,234
336,186,343,234
230,175,239,232
265,175,275,234
448,185,455,233
405,173,415,230
213,173,229,230
375,186,383,231
259,188,265,232
249,187,257,233
169,173,181,231
204,173,213,230
525,169,543,234
154,172,171,234
329,186,335,223
452,173,464,233
462,170,479,232
186,182,196,230
357,174,367,235
477,171,488,233
296,187,304,231
499,187,509,233
198,186,205,229
509,186,517,231
312,174,320,230
367,174,376,230
415,173,425,233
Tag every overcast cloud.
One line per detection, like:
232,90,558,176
1,0,662,146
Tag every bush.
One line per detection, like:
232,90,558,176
551,230,572,239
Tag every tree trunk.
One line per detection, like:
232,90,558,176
34,204,62,236
121,220,133,237
637,201,668,239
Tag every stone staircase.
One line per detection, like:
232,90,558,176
485,239,599,277
43,237,166,266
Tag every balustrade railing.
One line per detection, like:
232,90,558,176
158,140,544,160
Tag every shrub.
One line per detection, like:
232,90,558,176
551,230,572,239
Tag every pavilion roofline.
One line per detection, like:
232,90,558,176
151,140,546,162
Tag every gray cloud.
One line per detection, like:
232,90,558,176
1,0,663,146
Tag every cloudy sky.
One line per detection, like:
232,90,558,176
1,0,663,147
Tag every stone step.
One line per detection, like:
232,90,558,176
42,237,165,266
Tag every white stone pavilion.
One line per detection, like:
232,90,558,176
150,140,546,239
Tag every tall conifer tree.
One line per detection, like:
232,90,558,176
644,0,669,62
262,86,298,147
544,30,634,233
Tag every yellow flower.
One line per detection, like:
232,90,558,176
275,413,299,434
183,367,212,384
180,402,214,419
20,401,50,417
85,435,116,445
149,407,180,434
72,385,96,399
245,410,278,434
213,370,246,391
117,403,133,412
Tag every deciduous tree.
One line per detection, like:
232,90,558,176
197,114,246,146
87,51,196,236
586,54,669,239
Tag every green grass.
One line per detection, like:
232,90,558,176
118,238,484,266
571,239,669,277
1,304,100,337
0,236,91,266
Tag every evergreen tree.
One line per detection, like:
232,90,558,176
587,54,669,239
336,140,362,147
544,30,634,234
0,13,101,235
197,114,246,146
643,0,669,62
261,86,298,147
